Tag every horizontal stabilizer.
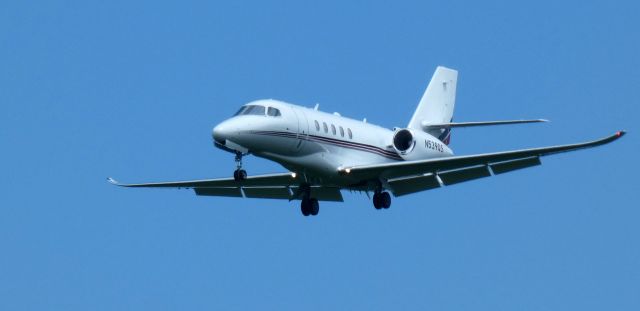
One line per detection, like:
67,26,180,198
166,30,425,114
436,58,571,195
422,119,548,130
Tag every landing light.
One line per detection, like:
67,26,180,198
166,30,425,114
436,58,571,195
345,168,351,174
291,172,297,178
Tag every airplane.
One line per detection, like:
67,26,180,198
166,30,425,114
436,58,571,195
108,66,625,216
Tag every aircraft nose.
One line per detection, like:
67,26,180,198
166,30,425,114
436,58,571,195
212,124,230,145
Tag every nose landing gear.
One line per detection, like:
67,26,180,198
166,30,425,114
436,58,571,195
233,152,247,182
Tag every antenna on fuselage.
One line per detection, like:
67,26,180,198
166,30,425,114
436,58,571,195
314,103,319,110
363,118,367,123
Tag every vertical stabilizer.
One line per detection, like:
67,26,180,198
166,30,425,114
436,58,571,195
407,66,458,144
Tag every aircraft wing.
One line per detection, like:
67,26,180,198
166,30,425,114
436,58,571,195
339,131,625,196
108,172,344,202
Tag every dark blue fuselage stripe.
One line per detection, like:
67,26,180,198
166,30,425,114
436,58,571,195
251,130,402,160
252,130,395,155
308,135,398,156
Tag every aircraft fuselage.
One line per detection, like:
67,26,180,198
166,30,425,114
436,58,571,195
212,99,453,187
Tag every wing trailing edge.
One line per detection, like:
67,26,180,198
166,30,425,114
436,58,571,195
339,130,626,182
107,172,344,201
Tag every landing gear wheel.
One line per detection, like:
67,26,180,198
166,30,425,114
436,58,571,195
310,199,319,216
380,191,391,209
373,193,382,210
233,169,247,181
301,198,319,216
373,191,391,209
301,199,311,216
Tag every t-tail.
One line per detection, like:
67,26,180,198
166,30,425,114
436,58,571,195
408,66,458,145
408,66,547,146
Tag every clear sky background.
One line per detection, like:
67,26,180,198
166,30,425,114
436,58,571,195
1,0,638,310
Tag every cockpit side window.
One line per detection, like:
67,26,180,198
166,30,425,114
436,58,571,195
234,105,265,116
267,107,281,117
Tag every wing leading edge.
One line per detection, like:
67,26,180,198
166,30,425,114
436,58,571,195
109,131,624,201
339,131,625,195
108,172,300,188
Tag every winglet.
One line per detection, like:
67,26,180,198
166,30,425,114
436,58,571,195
107,177,120,186
603,130,626,143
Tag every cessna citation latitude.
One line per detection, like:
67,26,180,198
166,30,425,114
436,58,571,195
108,66,625,216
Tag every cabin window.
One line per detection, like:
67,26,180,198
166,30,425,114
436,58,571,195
323,122,328,133
339,126,344,137
331,124,336,135
347,128,353,139
267,107,281,117
314,120,320,131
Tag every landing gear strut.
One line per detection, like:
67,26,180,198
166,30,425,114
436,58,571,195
373,191,391,209
233,152,247,181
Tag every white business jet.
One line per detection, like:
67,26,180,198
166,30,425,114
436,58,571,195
109,66,625,216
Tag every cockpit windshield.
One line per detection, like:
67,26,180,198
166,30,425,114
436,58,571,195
234,105,265,116
234,105,281,117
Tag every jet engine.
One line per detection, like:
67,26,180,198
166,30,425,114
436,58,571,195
393,129,416,155
392,128,448,161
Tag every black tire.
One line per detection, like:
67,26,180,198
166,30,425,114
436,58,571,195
310,199,319,216
233,170,239,181
301,199,311,216
238,169,247,180
373,193,382,209
381,192,391,209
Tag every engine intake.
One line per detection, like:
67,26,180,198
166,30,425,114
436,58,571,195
393,129,415,154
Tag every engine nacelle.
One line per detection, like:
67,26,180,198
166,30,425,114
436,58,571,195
393,129,416,154
392,128,450,160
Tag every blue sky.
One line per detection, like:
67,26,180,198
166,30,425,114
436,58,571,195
1,0,638,310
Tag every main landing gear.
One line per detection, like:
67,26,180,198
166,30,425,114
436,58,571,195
298,184,319,216
301,198,319,216
233,152,247,182
373,191,391,210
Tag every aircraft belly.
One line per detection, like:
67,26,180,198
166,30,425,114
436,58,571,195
256,141,400,187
